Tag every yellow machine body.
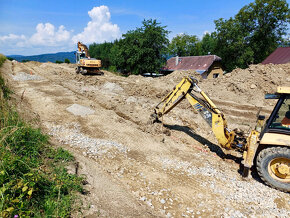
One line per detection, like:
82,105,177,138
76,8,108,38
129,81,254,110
76,42,102,75
152,77,290,192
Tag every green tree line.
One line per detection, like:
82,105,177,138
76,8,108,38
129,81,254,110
89,0,289,74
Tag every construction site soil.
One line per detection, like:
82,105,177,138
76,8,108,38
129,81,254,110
1,60,289,217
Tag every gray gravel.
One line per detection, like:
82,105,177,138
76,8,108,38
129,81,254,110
160,157,290,217
11,72,43,81
47,123,128,159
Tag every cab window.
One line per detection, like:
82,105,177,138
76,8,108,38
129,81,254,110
269,98,290,130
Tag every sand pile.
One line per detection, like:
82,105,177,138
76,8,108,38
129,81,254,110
203,63,289,106
160,63,289,107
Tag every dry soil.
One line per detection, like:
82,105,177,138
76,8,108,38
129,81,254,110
1,60,289,217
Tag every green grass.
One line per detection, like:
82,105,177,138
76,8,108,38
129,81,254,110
0,55,85,217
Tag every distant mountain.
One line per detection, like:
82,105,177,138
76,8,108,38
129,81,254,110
8,52,75,63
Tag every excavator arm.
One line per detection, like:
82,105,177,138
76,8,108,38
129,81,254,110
77,41,90,58
152,76,236,149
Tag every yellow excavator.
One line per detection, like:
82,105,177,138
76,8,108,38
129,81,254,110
75,42,102,75
151,76,290,192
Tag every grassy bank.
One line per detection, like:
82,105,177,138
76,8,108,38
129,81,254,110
0,55,84,217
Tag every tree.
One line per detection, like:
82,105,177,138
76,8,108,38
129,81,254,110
214,0,289,71
64,58,70,64
214,17,254,70
111,19,169,75
89,42,114,69
237,0,289,63
55,60,63,64
168,33,200,56
199,33,217,56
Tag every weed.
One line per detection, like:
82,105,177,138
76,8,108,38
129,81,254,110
0,56,84,217
47,147,75,162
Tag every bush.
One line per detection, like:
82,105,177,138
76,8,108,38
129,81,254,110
108,65,117,72
0,54,6,66
0,65,84,217
64,58,70,64
0,102,84,217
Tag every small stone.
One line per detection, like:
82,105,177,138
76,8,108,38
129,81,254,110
166,212,172,217
139,196,146,201
250,84,256,89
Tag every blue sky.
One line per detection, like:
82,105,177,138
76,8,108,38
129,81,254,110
0,0,287,55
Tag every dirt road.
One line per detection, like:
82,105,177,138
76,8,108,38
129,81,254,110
1,60,289,217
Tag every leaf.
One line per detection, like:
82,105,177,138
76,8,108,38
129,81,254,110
6,207,14,212
28,189,33,196
17,181,23,188
11,199,20,203
22,186,28,192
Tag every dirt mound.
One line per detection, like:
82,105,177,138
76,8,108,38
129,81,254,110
201,63,289,106
159,63,289,108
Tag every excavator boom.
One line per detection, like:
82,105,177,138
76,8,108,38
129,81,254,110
152,76,236,149
77,42,90,58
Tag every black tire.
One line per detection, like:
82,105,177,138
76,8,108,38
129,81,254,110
76,67,80,74
256,146,290,192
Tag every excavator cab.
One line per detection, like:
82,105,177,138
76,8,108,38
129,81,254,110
260,88,290,142
265,95,290,131
250,88,290,192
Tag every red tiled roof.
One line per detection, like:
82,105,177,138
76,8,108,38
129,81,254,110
163,55,222,72
262,47,290,64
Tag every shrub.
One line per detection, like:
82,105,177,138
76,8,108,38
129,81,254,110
0,64,84,217
108,65,117,72
0,54,6,66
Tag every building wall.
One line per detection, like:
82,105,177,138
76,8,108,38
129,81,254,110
205,62,224,79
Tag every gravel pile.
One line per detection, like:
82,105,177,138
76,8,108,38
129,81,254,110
160,157,290,217
48,123,128,158
11,72,43,81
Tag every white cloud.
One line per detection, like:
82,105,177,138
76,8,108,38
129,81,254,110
0,23,73,55
0,33,26,42
29,23,71,46
0,5,120,55
72,5,121,44
0,34,27,48
203,30,211,35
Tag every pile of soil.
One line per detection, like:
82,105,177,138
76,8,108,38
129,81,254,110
201,63,290,107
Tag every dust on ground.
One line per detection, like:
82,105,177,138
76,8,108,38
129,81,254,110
1,60,289,217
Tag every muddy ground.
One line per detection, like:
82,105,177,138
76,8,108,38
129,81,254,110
1,60,290,217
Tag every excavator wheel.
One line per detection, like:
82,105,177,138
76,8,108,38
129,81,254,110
76,67,80,74
256,146,290,192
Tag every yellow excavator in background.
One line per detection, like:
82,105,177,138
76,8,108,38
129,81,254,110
151,76,290,192
75,42,102,75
